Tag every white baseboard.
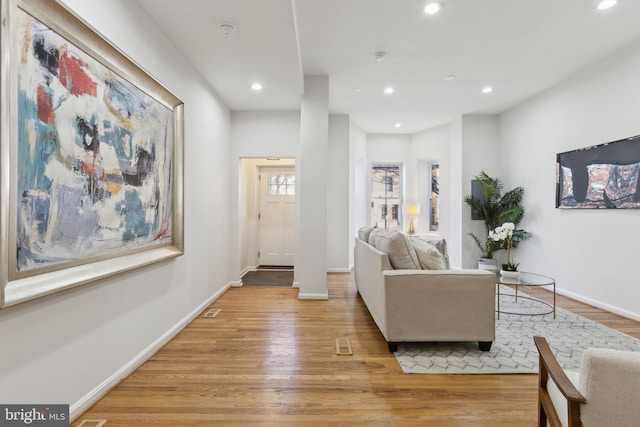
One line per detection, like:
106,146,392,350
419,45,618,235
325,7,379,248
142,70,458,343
240,265,257,277
297,292,329,300
327,267,351,273
292,281,300,288
230,279,243,287
556,287,640,322
70,282,231,421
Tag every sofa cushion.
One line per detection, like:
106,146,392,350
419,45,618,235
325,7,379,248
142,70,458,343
412,238,447,270
426,238,450,269
358,226,374,242
368,229,421,270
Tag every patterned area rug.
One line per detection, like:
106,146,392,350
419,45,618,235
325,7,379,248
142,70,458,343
395,285,640,374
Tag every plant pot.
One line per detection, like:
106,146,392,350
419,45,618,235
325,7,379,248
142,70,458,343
477,258,498,271
500,269,520,279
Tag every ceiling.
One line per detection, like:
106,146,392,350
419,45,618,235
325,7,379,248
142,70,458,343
134,0,640,134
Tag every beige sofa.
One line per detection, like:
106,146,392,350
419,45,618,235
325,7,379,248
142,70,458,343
354,228,496,352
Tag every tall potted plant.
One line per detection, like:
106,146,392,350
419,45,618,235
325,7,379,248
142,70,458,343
464,171,529,269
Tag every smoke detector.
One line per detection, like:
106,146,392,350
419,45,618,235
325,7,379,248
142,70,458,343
374,51,386,62
218,22,236,36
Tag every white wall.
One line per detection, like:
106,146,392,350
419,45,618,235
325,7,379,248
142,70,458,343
500,39,640,320
350,122,368,267
460,115,501,268
0,0,232,417
327,115,350,272
230,111,301,278
411,123,451,239
231,111,301,157
231,111,352,276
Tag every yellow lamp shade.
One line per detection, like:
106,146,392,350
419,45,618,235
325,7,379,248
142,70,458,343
403,203,421,215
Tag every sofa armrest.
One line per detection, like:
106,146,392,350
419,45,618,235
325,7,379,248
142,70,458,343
354,238,392,333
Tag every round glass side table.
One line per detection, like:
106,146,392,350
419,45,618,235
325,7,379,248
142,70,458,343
496,272,556,319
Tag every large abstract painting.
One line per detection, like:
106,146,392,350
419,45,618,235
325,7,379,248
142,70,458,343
1,0,184,307
556,135,640,209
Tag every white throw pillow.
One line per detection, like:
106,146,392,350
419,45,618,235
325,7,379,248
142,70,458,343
413,238,447,270
368,229,421,270
358,226,374,242
426,238,450,269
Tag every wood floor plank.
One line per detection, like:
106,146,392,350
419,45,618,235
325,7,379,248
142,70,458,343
73,273,640,426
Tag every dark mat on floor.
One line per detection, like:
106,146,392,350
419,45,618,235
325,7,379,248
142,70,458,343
242,270,293,287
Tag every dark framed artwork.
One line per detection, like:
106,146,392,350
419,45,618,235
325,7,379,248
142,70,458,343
1,0,184,307
556,135,640,209
470,179,484,220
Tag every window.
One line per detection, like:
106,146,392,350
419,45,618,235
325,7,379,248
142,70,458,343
371,164,402,230
384,176,393,192
429,162,439,232
268,174,295,195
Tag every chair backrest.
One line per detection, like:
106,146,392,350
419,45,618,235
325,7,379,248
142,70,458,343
578,347,640,426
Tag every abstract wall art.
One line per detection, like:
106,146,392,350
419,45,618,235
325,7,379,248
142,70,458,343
1,0,184,307
556,135,640,209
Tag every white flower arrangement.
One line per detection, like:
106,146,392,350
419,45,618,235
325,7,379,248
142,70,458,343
489,222,518,271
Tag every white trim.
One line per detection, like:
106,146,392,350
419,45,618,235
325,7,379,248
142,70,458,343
292,281,300,288
556,287,640,323
297,292,329,300
229,280,243,287
240,265,257,277
327,268,351,273
70,283,231,421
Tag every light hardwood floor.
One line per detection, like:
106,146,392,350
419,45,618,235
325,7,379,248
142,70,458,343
73,273,640,426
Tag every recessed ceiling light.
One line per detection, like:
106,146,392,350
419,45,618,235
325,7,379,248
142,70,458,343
444,74,456,81
597,0,617,10
481,86,493,94
251,82,263,91
354,87,361,92
424,2,442,15
394,123,402,128
384,87,395,94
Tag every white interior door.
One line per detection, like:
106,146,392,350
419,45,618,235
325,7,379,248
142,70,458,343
259,167,295,266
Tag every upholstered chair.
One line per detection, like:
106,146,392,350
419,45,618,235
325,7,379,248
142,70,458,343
533,336,640,427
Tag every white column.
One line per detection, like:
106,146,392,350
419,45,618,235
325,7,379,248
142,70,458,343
296,76,329,299
327,115,351,272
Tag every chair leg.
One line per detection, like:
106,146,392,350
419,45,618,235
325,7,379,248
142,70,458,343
538,401,547,427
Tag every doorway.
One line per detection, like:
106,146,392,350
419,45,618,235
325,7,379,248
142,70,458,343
258,166,295,267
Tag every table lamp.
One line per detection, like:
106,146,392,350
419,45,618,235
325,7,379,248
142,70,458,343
403,203,420,234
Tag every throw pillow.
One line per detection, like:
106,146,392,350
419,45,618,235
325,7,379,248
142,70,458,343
358,226,374,242
368,229,421,270
426,238,450,269
412,238,447,270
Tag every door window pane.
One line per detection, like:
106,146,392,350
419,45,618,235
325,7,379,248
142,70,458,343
268,174,295,195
